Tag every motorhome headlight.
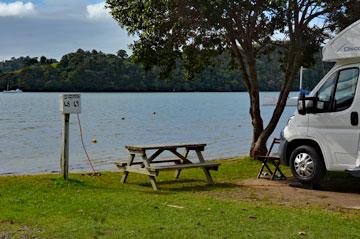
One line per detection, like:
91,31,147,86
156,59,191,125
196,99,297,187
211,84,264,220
286,115,295,126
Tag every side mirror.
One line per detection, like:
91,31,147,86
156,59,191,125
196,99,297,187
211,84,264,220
298,92,306,115
298,93,317,115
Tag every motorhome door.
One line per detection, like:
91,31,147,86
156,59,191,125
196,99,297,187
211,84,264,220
308,66,360,170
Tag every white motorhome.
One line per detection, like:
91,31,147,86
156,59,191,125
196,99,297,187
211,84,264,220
279,19,360,184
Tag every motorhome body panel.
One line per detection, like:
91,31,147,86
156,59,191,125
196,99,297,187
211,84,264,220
280,20,360,179
282,63,360,171
307,63,360,170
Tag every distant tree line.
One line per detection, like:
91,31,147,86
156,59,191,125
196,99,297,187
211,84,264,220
0,48,330,92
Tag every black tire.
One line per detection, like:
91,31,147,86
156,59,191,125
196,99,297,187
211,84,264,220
289,145,326,184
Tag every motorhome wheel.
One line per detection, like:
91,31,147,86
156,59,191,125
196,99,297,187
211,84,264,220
289,145,326,184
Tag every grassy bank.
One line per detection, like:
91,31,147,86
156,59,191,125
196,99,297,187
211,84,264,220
0,157,359,238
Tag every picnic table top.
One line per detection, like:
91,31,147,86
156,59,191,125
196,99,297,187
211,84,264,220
125,143,207,151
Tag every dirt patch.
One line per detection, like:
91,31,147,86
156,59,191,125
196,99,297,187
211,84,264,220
0,220,38,239
210,177,360,211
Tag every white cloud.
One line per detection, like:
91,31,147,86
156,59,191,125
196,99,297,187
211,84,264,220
86,2,110,20
0,1,36,17
0,0,133,61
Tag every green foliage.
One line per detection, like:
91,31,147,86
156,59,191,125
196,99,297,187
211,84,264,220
105,1,348,156
116,49,128,59
328,0,360,32
0,48,329,92
106,0,283,80
0,56,44,73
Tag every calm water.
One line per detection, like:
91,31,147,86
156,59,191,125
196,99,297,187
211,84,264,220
0,92,295,174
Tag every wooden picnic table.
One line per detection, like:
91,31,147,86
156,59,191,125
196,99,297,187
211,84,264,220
116,143,220,190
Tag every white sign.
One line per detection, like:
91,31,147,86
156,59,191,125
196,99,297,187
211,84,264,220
60,94,81,114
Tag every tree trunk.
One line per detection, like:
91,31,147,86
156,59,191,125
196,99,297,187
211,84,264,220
229,39,267,156
250,127,267,158
251,45,301,157
248,59,266,157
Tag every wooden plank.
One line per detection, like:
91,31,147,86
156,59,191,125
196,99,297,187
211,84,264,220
150,159,182,164
121,153,135,183
117,161,140,168
202,168,214,184
195,150,206,163
61,113,70,180
119,166,158,176
147,149,164,162
125,143,206,151
140,152,159,190
175,148,189,179
196,150,214,184
148,176,158,190
116,159,182,168
169,149,192,164
126,148,145,154
151,162,219,171
141,153,151,168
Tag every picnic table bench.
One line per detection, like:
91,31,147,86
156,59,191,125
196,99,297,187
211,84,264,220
116,143,220,190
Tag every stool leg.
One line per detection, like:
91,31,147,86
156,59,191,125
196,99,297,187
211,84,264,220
274,161,286,180
257,163,265,178
264,162,274,176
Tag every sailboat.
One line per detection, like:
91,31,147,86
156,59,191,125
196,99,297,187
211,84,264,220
262,66,308,106
2,82,23,93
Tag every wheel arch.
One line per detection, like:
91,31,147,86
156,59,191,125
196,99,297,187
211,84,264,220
284,139,326,169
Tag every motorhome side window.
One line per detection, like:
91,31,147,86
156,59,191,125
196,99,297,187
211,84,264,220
316,72,337,112
316,68,359,112
334,68,359,111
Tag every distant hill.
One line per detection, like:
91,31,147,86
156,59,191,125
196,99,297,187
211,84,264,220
0,48,332,92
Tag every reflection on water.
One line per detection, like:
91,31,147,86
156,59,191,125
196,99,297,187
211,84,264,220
0,92,296,174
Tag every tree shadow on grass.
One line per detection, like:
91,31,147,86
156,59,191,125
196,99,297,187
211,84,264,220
50,178,87,187
49,177,110,191
166,182,239,192
138,179,239,193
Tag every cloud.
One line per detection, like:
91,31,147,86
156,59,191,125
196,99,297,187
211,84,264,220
0,0,133,61
0,1,36,17
86,1,110,19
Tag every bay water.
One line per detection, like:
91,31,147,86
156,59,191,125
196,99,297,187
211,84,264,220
0,92,295,174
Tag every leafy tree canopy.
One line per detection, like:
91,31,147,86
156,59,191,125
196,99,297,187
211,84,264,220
106,0,346,155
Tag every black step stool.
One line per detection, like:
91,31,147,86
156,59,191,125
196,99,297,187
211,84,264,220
256,138,286,180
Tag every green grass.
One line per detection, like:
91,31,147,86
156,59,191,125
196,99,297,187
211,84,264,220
0,157,359,238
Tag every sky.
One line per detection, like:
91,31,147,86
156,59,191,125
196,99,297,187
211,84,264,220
0,0,134,61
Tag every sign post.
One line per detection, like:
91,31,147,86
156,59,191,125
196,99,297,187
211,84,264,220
60,94,81,180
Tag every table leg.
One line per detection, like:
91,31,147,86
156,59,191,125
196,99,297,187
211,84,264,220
148,176,158,190
121,154,135,184
175,148,189,179
196,150,214,184
142,153,159,190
